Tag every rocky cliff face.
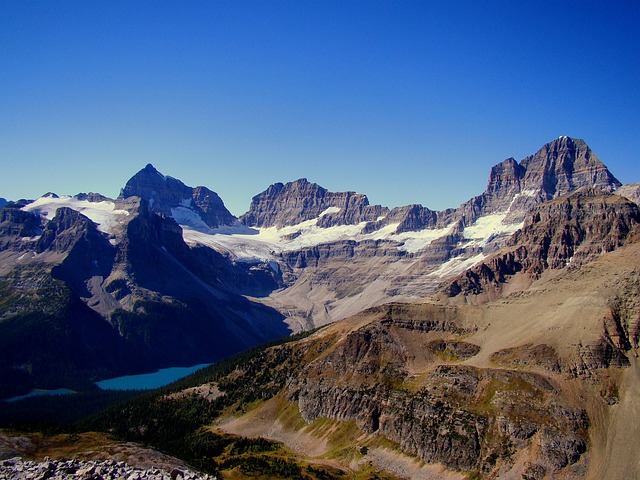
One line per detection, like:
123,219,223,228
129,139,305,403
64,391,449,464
446,189,640,299
444,137,622,228
190,286,630,478
240,178,388,228
284,305,588,475
120,164,237,230
0,203,42,252
522,136,620,198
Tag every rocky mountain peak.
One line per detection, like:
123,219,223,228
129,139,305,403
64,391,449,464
486,157,525,195
521,136,621,199
119,164,236,230
120,164,183,207
457,137,623,226
241,178,387,228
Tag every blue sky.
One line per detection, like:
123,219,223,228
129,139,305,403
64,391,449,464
1,1,639,215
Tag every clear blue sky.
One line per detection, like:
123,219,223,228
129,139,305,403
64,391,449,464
1,1,639,215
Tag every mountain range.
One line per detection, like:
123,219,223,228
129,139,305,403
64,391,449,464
1,136,640,478
0,136,635,399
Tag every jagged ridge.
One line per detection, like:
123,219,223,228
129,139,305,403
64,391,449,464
120,163,237,229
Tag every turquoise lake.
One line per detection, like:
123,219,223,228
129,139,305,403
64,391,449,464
96,363,211,390
4,364,211,402
5,388,76,403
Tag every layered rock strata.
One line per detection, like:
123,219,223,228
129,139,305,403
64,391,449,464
446,189,640,298
240,178,387,228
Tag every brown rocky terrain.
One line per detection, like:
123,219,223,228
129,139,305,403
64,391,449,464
201,227,640,479
444,188,640,301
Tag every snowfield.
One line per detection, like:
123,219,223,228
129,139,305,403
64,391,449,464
22,195,130,235
19,193,524,273
463,213,523,248
180,214,459,263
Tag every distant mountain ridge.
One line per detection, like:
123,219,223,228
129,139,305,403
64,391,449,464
240,178,388,229
241,136,620,233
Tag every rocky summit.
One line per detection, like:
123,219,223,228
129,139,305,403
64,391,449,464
120,163,237,230
240,177,387,228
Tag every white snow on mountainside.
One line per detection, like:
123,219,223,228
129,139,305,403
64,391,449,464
22,195,130,235
19,194,524,272
462,213,524,248
180,210,455,262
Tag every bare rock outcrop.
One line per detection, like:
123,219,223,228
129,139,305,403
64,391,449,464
0,457,216,480
615,182,640,206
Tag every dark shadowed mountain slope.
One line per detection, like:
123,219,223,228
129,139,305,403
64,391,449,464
0,197,288,399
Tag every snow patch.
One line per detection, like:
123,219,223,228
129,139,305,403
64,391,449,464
170,206,211,232
182,214,454,262
319,206,341,217
428,253,486,279
22,196,130,235
395,226,453,253
17,252,35,261
463,214,523,248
